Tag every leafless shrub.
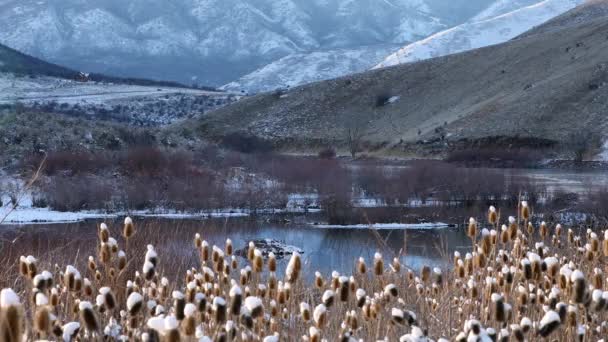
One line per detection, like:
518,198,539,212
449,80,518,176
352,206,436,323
567,132,602,163
318,147,336,159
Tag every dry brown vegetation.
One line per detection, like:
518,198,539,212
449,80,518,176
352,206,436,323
1,203,608,341
22,149,562,226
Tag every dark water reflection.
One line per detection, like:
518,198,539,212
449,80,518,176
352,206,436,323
0,215,471,281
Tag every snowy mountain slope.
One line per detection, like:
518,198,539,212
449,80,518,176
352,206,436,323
194,2,608,156
223,0,581,92
375,0,583,69
222,45,402,93
0,0,467,86
472,0,542,21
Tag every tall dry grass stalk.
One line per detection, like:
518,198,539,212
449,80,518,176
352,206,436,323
1,201,608,340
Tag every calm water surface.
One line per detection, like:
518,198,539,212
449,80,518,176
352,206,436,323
0,216,471,279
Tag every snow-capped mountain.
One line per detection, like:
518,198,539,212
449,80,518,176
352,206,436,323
375,0,583,69
225,0,583,92
0,0,468,86
222,44,402,93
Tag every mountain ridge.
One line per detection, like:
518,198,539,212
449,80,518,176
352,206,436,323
192,0,608,157
0,0,495,86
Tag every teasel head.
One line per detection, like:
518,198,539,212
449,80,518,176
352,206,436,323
571,270,586,304
383,284,398,299
326,271,338,290
322,289,335,308
500,225,510,244
432,267,443,287
98,222,110,243
229,284,242,316
521,258,532,280
592,268,603,289
22,255,37,279
143,261,155,281
1,288,24,342
34,299,51,336
542,256,559,279
112,251,125,273
78,301,99,333
264,252,276,273
300,302,311,321
390,257,401,274
244,296,264,319
123,216,135,240
283,282,292,302
213,297,227,323
225,256,236,272
456,260,465,278
61,321,81,342
142,245,157,268
64,265,81,292
164,316,181,342
464,253,473,276
192,233,202,249
468,278,479,299
356,289,366,308
390,308,406,326
467,217,478,239
50,287,59,307
508,216,518,240
567,304,578,327
127,292,143,317
194,292,206,314
33,270,53,291
276,281,286,305
309,326,321,342
453,251,461,268
568,229,575,244
419,265,431,283
200,240,210,263
314,272,324,289
225,320,237,340
479,229,491,254
492,293,506,322
521,201,530,220
268,299,278,318
357,257,367,274
526,221,534,235
591,289,606,311
374,253,384,276
169,291,185,321
99,242,111,264
247,241,255,261
313,304,327,328
251,249,263,273
488,206,498,225
18,256,28,277
603,230,608,256
180,303,197,336
286,252,302,283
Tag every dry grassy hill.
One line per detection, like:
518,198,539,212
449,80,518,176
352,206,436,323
192,0,608,157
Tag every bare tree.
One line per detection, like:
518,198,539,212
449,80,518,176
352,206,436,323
346,125,364,158
568,132,601,163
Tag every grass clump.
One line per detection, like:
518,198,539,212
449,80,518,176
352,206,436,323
2,203,608,341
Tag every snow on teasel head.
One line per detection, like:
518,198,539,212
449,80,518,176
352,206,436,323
285,251,301,282
123,216,135,240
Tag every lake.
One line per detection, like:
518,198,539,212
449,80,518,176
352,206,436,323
0,215,471,285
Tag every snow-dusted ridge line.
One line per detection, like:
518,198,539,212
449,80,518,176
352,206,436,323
374,0,582,69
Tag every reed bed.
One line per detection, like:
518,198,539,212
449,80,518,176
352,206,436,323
1,203,608,341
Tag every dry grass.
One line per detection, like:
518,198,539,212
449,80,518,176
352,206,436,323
1,203,608,341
